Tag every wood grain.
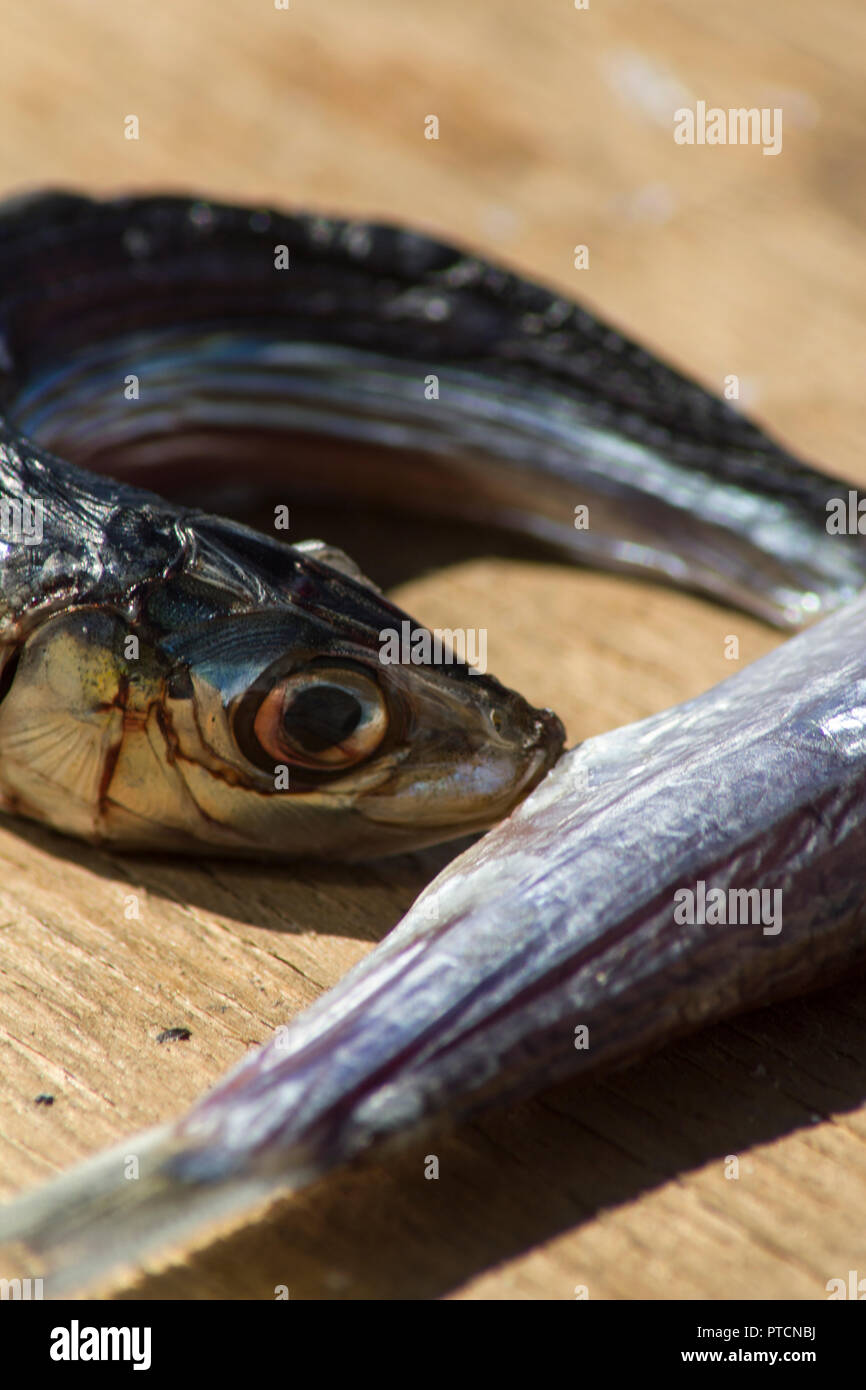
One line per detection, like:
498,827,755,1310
1,0,865,1300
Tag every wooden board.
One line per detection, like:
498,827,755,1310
1,0,866,1300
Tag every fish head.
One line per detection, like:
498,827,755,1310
0,518,564,859
147,526,565,859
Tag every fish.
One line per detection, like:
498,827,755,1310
5,587,866,1292
0,431,563,858
0,197,576,857
1,190,864,636
1,190,865,1291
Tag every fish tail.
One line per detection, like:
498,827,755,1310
0,1123,285,1297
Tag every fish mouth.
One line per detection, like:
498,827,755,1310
357,702,566,834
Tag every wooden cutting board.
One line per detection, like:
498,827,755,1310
1,0,865,1299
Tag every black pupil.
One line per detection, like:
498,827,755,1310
283,685,363,753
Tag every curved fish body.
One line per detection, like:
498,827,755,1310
0,190,864,640
4,590,866,1290
1,191,866,1290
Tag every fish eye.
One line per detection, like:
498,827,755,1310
247,664,389,772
